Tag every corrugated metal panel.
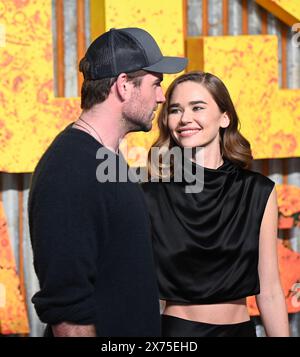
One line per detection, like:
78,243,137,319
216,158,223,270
229,0,243,35
1,0,299,336
64,0,78,97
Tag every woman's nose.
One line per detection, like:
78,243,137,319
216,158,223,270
180,110,192,124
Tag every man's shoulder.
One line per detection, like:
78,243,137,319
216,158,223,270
35,126,99,172
30,129,97,193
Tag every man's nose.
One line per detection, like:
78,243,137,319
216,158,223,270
157,87,166,103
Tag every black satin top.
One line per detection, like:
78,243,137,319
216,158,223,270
142,159,275,304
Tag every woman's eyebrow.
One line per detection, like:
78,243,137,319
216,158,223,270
189,100,208,105
169,100,208,108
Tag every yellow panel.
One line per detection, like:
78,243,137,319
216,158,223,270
0,23,5,47
90,0,186,166
187,35,300,159
0,0,81,173
277,184,300,228
0,0,185,171
186,37,203,72
90,0,105,42
0,203,29,334
255,0,300,26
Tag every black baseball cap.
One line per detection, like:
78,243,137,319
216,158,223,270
83,27,188,80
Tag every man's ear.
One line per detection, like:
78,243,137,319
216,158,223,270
220,112,230,128
115,73,132,101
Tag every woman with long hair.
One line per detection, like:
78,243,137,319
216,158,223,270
142,71,289,337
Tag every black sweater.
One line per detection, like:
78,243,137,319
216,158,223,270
28,124,161,337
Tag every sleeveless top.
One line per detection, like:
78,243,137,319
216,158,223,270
142,158,275,304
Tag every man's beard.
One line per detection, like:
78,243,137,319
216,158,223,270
122,94,154,133
122,111,153,133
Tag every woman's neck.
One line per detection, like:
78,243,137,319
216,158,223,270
192,146,223,170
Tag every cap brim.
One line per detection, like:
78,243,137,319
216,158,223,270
142,56,188,74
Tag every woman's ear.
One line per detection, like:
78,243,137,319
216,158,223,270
220,112,230,128
115,73,132,101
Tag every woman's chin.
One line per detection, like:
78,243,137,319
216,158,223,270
177,139,206,149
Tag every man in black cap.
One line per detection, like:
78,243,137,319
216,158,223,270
28,27,187,337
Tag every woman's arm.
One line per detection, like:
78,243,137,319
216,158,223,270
255,187,290,337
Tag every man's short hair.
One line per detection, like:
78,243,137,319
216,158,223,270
79,57,147,110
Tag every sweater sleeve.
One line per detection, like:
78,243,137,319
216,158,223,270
29,164,102,326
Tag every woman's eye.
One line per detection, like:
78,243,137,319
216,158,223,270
168,108,180,114
193,106,204,111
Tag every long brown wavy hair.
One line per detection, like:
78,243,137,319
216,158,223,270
148,71,253,177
